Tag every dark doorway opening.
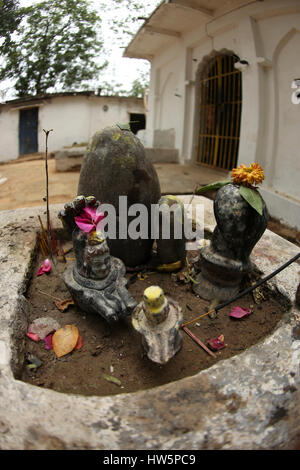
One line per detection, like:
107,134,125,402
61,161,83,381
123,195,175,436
19,107,38,155
129,113,146,135
196,54,242,170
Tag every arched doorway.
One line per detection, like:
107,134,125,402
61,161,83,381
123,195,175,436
195,53,242,170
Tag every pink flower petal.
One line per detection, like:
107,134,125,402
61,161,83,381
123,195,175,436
74,205,106,233
82,206,97,218
74,217,95,232
94,211,105,225
37,259,51,276
44,333,53,350
207,334,225,351
26,332,40,342
229,306,252,319
75,335,83,350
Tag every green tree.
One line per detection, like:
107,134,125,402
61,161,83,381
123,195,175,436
0,0,107,96
129,73,149,98
0,0,23,52
108,0,161,46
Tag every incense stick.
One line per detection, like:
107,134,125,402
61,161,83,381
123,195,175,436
57,238,66,262
182,309,216,328
49,219,58,255
38,290,62,302
182,326,216,358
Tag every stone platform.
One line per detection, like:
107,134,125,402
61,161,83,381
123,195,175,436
0,197,299,449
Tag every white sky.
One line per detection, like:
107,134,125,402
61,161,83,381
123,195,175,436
0,0,161,101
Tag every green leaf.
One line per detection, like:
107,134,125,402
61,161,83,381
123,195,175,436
116,122,131,131
239,185,263,215
102,374,122,386
196,180,231,194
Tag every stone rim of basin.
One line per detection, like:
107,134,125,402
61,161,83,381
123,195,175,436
0,198,299,450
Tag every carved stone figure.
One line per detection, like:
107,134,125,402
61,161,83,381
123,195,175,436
59,196,137,323
193,183,269,302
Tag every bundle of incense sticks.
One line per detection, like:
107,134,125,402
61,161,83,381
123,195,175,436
37,215,66,262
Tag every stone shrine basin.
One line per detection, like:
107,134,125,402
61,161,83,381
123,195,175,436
0,196,299,449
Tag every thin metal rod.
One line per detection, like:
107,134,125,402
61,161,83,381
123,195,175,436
216,252,300,312
182,252,300,328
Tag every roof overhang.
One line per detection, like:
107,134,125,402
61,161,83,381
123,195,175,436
123,0,257,60
123,0,216,60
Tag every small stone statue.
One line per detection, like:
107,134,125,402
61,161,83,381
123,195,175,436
132,286,183,364
59,196,137,323
156,195,186,271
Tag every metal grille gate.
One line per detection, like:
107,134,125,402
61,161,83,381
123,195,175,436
196,54,242,170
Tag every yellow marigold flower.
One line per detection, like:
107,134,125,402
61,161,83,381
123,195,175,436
231,162,265,186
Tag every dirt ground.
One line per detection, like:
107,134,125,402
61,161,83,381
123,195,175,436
0,157,299,247
0,157,228,210
21,243,288,397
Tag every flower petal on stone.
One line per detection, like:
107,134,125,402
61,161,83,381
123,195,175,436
229,306,252,319
207,334,225,351
74,205,105,233
81,206,97,220
37,259,51,276
94,210,105,226
74,216,95,232
26,332,40,342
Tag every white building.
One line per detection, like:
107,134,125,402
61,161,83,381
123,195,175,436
124,0,300,229
0,91,145,162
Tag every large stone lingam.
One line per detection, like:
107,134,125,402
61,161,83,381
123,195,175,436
77,125,161,267
59,196,137,323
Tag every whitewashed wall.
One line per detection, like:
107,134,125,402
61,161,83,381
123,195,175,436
145,0,300,228
0,95,145,162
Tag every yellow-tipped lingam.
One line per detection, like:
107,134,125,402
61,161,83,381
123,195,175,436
143,286,169,324
132,285,183,364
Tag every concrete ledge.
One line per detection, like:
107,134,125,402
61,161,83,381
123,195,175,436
260,187,300,231
0,199,299,449
54,147,86,172
145,147,179,163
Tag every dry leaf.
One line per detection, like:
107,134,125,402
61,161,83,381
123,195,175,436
52,325,79,358
54,298,75,312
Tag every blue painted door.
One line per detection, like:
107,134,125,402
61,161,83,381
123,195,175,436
19,107,38,155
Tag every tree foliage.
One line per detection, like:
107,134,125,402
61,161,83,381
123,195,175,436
129,73,149,98
0,0,23,52
0,0,107,96
108,0,161,46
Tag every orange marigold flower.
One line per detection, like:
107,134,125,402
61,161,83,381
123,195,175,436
231,162,265,186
